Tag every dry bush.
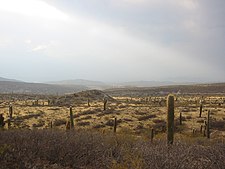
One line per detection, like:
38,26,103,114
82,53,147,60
77,121,90,126
134,111,147,116
196,119,204,123
92,124,106,129
137,114,157,121
1,124,225,168
211,120,225,130
186,115,192,119
153,119,165,124
53,119,67,126
15,111,44,121
152,121,166,132
123,118,133,122
80,109,101,116
105,119,122,126
32,119,45,128
79,115,92,121
118,104,127,109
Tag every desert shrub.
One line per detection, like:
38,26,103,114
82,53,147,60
32,119,45,128
92,124,106,129
118,104,127,109
152,121,166,132
80,110,98,116
123,118,133,122
15,111,44,121
137,114,156,121
211,120,225,130
135,124,145,130
1,130,225,169
77,121,90,126
53,119,67,126
182,108,190,112
134,111,147,115
153,119,165,124
80,115,92,121
96,109,115,117
105,119,122,126
186,115,192,119
196,119,204,123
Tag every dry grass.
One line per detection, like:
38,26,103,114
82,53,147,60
1,94,225,168
1,129,225,169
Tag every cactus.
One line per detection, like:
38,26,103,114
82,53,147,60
66,120,71,130
50,121,53,129
69,106,74,129
206,110,210,139
199,103,203,117
151,128,154,142
7,118,11,129
87,98,90,107
179,112,182,125
167,94,174,144
103,98,108,111
200,125,203,133
0,114,5,128
192,128,196,136
9,104,13,119
114,117,117,133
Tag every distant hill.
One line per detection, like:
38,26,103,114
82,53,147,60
117,81,195,87
0,81,88,95
105,83,225,96
47,79,194,89
55,90,115,106
0,77,22,82
48,79,111,90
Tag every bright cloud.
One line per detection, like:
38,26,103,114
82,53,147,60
0,0,70,21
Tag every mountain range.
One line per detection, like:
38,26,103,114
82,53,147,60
0,76,225,95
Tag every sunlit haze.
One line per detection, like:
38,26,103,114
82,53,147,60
0,0,225,83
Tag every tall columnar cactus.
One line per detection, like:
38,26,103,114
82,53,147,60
206,110,210,139
0,114,5,128
87,98,90,107
151,128,154,142
179,112,182,125
167,94,174,144
114,117,117,133
9,104,13,119
69,106,74,129
103,98,108,111
199,103,203,117
50,121,53,129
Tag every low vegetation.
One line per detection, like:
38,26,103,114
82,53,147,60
1,129,225,169
0,90,225,168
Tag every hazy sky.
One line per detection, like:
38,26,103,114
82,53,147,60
0,0,225,83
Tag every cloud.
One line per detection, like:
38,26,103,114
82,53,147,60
24,40,32,44
0,0,225,82
32,45,47,52
0,0,70,21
